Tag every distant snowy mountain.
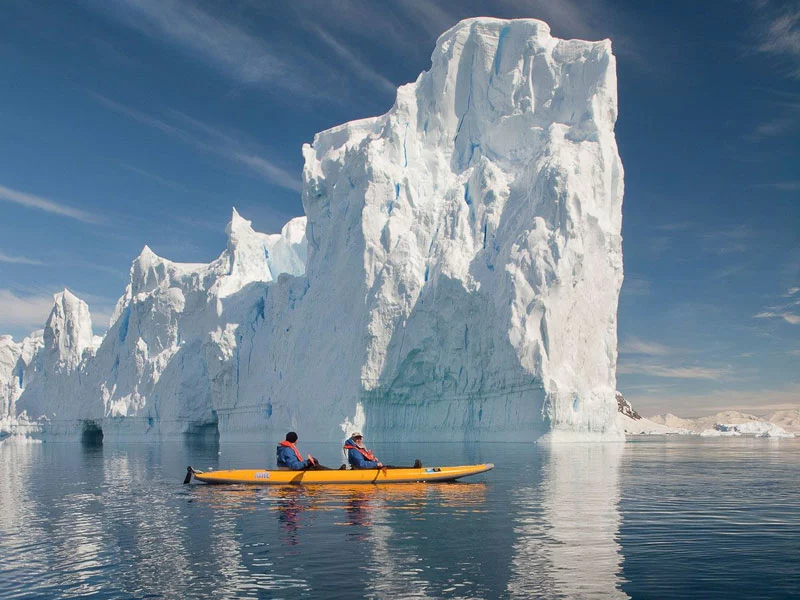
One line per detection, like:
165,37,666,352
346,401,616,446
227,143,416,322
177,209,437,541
616,392,684,435
617,394,797,438
1,18,626,443
649,411,796,437
616,391,640,420
765,409,800,433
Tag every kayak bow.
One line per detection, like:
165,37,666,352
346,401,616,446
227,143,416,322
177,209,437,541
184,464,493,485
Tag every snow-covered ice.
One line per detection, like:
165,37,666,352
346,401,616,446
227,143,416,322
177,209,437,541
2,18,626,443
620,399,797,439
715,422,794,438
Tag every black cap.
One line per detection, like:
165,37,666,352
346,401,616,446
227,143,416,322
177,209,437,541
285,431,298,443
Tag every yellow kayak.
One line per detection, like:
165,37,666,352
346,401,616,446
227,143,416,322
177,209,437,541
185,463,493,485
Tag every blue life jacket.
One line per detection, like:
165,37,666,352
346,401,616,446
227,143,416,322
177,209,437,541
344,438,380,469
276,442,310,470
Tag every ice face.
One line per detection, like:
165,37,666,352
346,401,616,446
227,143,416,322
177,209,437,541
86,209,309,439
0,336,22,419
11,291,93,428
296,17,624,441
43,290,94,373
0,331,43,437
3,18,625,442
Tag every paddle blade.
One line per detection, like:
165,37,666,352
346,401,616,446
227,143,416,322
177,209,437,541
183,466,194,484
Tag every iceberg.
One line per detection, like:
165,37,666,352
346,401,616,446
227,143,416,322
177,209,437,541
714,422,794,438
2,18,625,443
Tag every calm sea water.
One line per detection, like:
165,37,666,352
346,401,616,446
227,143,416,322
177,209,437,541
1,437,798,599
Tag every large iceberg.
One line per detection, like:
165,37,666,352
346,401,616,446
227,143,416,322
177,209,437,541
1,18,625,443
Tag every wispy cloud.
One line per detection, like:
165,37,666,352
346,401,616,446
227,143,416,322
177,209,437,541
0,251,45,266
0,184,101,224
95,0,307,93
642,223,756,257
754,311,800,325
628,384,800,418
748,116,796,140
752,180,800,191
90,93,301,192
395,0,461,39
754,287,800,325
755,1,800,79
620,274,652,297
117,162,193,193
231,154,302,193
0,289,55,332
655,221,694,232
701,225,754,255
711,260,755,280
89,92,186,139
279,0,440,67
0,288,117,336
169,110,303,193
617,362,728,380
619,337,673,356
307,25,397,94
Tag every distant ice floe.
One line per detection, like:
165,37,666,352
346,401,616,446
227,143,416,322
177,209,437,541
704,422,795,438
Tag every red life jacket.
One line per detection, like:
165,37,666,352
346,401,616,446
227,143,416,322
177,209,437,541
278,440,304,462
344,443,376,462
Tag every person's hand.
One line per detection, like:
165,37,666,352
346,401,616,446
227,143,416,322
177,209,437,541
308,454,316,465
377,462,383,468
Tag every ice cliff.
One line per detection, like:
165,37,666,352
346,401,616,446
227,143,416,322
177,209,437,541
2,18,625,442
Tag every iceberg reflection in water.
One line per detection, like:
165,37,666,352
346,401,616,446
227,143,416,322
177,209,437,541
507,443,626,598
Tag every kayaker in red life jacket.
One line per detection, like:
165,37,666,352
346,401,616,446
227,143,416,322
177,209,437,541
277,431,317,470
344,432,383,469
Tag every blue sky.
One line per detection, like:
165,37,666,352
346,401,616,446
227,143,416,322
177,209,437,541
0,0,797,416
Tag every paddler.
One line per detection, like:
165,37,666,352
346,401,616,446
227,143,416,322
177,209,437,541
277,431,318,470
344,432,384,469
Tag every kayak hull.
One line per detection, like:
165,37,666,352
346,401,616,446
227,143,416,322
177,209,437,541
190,463,493,485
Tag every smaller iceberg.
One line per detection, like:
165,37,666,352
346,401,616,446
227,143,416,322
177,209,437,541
713,422,794,438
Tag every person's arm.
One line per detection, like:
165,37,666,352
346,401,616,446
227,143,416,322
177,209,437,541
366,452,382,468
349,448,381,469
348,447,369,469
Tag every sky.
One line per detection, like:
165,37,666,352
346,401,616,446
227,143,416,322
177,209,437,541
0,0,797,417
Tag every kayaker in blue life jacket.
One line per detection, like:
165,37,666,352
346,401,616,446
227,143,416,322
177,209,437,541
344,432,383,469
277,431,317,470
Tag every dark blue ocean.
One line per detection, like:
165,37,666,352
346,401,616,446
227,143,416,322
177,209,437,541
1,437,798,599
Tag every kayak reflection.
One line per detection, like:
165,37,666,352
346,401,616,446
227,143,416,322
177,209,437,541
263,483,490,544
276,486,305,546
